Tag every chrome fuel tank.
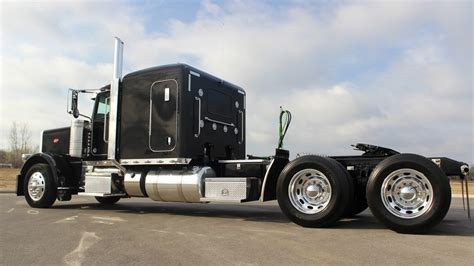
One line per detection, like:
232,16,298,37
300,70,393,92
140,166,215,203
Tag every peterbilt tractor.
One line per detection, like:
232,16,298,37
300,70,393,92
17,38,470,233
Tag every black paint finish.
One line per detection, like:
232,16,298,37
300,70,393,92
42,127,70,155
119,64,246,161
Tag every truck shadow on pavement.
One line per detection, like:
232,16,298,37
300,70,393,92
51,202,473,236
333,216,474,236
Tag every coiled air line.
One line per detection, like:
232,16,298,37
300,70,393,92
278,107,292,149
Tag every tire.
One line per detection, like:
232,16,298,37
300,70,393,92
95,196,121,205
345,185,368,217
277,155,352,228
366,153,451,234
332,162,366,217
23,163,57,208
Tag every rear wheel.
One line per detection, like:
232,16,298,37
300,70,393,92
277,156,352,227
366,154,451,233
23,163,57,208
95,196,121,205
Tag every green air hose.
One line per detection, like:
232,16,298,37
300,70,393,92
278,106,292,149
247,107,292,159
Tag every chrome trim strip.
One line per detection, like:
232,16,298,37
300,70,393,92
78,192,126,197
194,97,201,138
218,159,270,164
39,130,44,153
200,198,243,203
148,79,179,153
90,94,107,157
259,158,275,202
190,70,201,77
204,117,235,127
238,110,244,143
103,97,110,143
84,160,116,167
120,158,191,165
188,71,200,92
188,73,191,92
92,168,121,174
111,160,127,174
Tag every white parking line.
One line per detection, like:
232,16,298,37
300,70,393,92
63,232,100,266
54,215,79,224
91,216,125,222
91,220,114,225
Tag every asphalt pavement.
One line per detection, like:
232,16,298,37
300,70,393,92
1,194,473,265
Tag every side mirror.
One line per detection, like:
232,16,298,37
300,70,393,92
68,89,80,118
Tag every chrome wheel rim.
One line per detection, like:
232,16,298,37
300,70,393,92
381,168,433,219
28,172,46,201
288,169,332,214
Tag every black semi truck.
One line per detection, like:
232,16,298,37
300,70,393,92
17,38,470,233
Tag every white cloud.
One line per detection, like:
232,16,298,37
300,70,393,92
0,0,472,163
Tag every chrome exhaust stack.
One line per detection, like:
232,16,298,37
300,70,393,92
108,37,124,161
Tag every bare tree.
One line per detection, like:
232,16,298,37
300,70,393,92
8,122,35,168
0,149,7,163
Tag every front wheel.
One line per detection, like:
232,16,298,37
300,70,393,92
277,156,352,228
23,163,57,208
366,154,451,234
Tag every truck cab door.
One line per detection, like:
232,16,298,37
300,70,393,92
91,92,110,158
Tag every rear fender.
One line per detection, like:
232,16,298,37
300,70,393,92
260,149,290,201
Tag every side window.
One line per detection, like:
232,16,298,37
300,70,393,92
94,93,110,120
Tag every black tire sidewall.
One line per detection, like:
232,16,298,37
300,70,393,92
277,156,350,227
367,154,451,233
23,164,57,208
346,185,368,217
334,162,365,217
95,196,121,205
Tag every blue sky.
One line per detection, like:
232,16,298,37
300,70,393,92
1,0,472,163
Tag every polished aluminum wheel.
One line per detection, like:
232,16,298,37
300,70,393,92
381,168,433,219
288,169,332,214
28,172,46,201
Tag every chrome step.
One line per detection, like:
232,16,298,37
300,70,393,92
201,177,259,202
84,167,121,194
84,173,112,194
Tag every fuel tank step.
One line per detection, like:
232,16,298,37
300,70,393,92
200,177,260,202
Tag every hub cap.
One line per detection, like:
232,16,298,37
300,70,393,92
28,172,46,201
381,168,433,219
288,169,332,214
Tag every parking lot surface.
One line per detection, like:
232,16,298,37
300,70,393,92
1,194,473,265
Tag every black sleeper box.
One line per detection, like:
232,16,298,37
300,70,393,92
118,64,246,161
